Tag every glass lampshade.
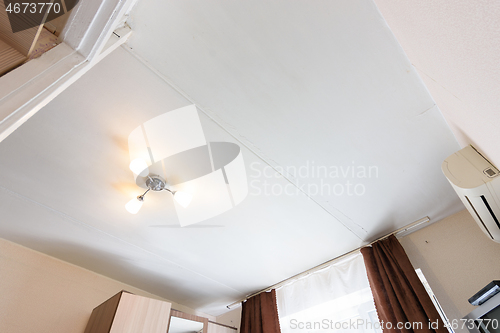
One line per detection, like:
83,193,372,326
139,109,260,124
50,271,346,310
125,197,143,214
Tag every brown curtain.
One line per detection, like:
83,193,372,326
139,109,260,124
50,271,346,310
361,235,447,333
240,289,281,333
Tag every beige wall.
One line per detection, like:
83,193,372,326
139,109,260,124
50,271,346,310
373,0,500,166
216,307,241,333
0,238,213,333
400,209,500,327
208,321,238,333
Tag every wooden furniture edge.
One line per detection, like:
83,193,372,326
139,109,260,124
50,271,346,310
84,291,125,333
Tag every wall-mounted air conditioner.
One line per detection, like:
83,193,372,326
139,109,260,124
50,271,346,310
442,146,500,243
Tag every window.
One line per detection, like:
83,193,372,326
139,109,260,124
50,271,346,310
277,253,381,333
416,268,454,333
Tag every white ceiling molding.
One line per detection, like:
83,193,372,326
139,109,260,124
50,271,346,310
0,0,135,144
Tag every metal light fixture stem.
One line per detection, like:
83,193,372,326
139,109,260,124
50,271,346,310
137,188,150,201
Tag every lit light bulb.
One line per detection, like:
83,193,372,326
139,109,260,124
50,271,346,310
174,191,192,208
125,197,144,214
129,158,149,177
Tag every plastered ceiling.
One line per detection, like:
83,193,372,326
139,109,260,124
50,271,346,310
0,0,463,315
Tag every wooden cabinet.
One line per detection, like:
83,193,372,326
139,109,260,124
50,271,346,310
84,291,172,333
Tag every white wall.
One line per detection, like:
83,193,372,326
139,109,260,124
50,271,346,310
374,0,500,165
0,238,212,333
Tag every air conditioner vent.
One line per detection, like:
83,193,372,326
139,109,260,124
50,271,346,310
465,196,494,240
481,196,500,230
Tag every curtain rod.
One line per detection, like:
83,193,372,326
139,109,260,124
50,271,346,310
226,216,430,309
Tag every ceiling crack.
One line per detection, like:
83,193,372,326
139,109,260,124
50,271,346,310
417,104,436,116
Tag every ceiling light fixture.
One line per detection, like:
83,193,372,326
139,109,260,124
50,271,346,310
125,104,248,225
125,170,193,214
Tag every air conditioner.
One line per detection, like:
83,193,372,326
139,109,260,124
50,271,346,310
442,146,500,243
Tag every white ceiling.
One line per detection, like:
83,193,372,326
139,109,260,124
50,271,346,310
0,0,463,316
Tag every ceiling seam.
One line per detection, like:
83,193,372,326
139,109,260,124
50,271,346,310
0,185,244,295
121,45,364,242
